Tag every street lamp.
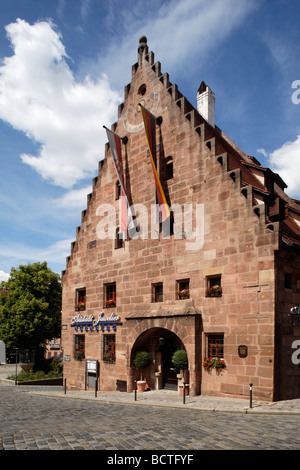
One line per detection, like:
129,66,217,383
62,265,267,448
290,305,300,326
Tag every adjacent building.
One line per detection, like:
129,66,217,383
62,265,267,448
61,37,300,401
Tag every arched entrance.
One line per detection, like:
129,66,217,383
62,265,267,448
130,327,187,391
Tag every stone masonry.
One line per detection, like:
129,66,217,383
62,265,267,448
61,37,300,401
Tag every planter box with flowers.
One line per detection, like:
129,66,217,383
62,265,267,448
206,285,222,297
203,357,226,371
75,302,86,311
74,350,85,361
178,289,190,300
105,299,116,308
103,351,115,363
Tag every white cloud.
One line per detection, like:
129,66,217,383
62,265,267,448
0,18,122,189
148,0,257,67
90,0,258,88
268,136,300,199
257,148,268,158
0,270,9,282
0,238,73,266
54,185,93,209
40,238,74,262
80,0,91,22
0,2,258,190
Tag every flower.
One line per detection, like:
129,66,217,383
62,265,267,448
105,299,116,307
206,285,222,297
202,357,214,369
74,350,85,360
103,351,115,362
75,302,86,311
203,357,226,370
214,358,226,369
179,289,190,299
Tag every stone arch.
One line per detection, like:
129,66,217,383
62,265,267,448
125,314,202,396
129,326,188,391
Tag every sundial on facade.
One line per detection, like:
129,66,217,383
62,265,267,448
122,89,160,133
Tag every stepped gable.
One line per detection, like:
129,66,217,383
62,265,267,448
62,36,299,276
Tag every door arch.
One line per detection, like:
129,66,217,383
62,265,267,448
130,327,187,390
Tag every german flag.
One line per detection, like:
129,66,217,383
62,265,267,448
140,103,170,222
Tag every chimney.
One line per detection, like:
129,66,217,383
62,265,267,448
197,81,215,128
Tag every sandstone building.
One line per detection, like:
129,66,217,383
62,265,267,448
61,37,300,401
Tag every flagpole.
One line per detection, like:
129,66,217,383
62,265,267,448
103,125,128,144
103,125,134,233
139,104,170,222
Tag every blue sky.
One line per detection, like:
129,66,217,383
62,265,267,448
0,0,300,281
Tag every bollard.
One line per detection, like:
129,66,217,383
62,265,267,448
183,382,186,404
134,380,137,401
95,378,98,398
64,378,67,394
15,349,18,386
249,383,253,408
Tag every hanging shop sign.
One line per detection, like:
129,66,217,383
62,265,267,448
71,312,122,332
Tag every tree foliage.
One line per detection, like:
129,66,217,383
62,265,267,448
133,351,153,381
0,262,61,350
172,349,188,370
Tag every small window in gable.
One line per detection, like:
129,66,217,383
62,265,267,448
115,181,121,200
165,157,173,180
115,227,124,249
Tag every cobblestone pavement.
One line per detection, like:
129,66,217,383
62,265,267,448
1,383,300,451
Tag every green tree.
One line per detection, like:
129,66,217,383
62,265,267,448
172,349,188,370
0,262,61,350
133,351,153,381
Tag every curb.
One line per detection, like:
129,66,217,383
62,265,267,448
27,389,300,416
2,379,300,416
